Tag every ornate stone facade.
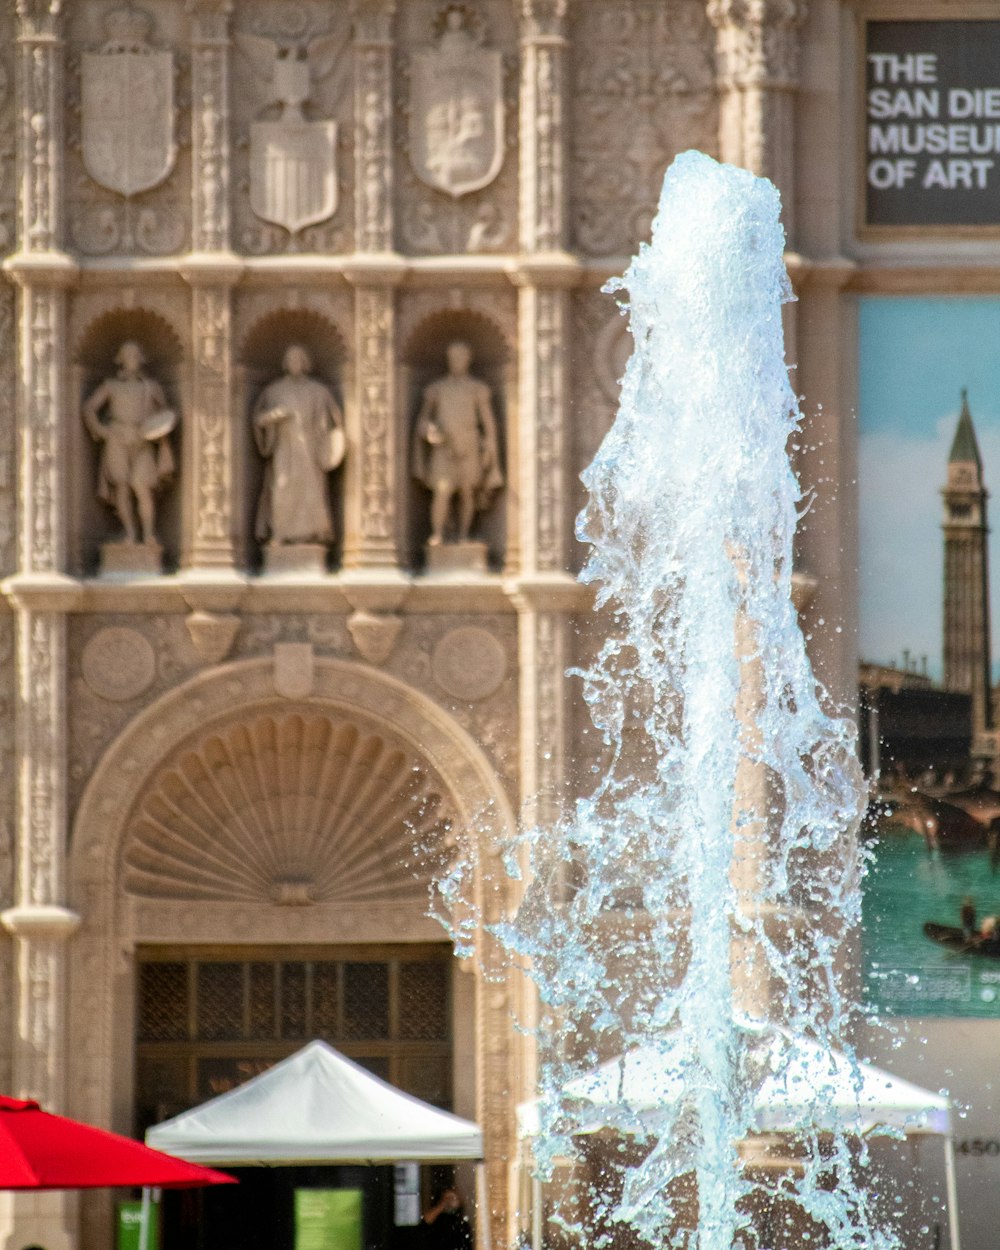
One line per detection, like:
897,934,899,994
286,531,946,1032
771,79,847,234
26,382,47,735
0,2,856,1249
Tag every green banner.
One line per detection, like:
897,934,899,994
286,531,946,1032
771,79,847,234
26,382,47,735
295,1188,363,1250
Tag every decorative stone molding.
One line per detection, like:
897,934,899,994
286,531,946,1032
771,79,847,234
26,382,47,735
707,0,806,237
184,609,239,663
352,0,396,254
185,280,238,569
188,0,234,254
344,283,398,566
518,0,569,254
80,627,157,702
123,706,454,906
515,285,568,573
570,1,717,256
432,626,508,703
15,0,65,255
347,609,403,664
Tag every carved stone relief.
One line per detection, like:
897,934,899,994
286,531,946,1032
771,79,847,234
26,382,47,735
570,0,717,256
570,289,626,553
0,287,15,577
66,3,191,256
233,4,353,254
0,4,14,257
396,2,517,255
432,626,507,702
122,705,455,905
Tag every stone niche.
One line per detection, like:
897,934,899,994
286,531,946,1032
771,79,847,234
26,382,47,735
238,307,348,573
71,307,185,576
403,308,511,571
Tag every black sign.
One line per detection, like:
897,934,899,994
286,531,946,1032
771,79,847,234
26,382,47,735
865,21,1000,227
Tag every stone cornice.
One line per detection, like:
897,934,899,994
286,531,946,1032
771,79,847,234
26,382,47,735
508,254,582,289
2,251,78,287
1,573,84,612
177,253,245,286
1,905,81,941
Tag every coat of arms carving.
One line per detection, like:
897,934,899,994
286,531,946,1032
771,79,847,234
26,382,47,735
81,5,176,198
236,30,347,237
410,8,505,199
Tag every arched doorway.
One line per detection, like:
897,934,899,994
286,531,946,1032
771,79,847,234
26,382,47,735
67,656,518,1250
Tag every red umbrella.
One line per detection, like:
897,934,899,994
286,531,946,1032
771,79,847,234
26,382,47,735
0,1095,236,1190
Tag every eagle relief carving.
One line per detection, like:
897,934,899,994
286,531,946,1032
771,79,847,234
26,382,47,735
236,27,349,237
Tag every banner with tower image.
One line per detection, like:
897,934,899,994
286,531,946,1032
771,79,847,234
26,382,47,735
859,296,1000,1017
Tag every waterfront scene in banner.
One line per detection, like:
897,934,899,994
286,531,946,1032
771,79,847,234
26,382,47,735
859,296,1000,1017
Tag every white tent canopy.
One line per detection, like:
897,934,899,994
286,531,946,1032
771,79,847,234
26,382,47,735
516,1024,951,1138
146,1040,483,1164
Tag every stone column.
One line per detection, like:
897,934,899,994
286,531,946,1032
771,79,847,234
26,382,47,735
707,0,807,244
508,3,576,1245
343,0,402,573
182,0,241,575
0,6,81,1249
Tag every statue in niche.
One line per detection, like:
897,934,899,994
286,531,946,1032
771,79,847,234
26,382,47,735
254,344,345,548
412,340,503,548
82,340,176,547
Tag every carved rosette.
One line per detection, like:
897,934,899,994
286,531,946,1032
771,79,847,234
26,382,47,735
344,285,397,566
188,0,234,253
707,0,806,232
353,0,396,253
186,283,236,568
518,0,568,253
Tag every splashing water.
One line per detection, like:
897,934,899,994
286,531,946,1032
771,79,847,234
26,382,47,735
481,150,898,1250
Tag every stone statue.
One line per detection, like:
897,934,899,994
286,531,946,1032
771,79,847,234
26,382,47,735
253,344,345,547
82,340,176,547
412,341,503,546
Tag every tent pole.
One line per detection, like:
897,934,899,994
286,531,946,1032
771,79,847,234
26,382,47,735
476,1162,491,1250
943,1136,961,1250
138,1186,152,1250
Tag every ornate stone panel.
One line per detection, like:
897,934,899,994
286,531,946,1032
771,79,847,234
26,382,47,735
187,284,236,568
232,3,354,255
352,0,396,254
19,286,66,574
569,0,717,257
189,0,234,253
0,287,15,577
65,3,191,257
395,1,518,256
15,0,65,254
345,285,396,565
0,3,14,257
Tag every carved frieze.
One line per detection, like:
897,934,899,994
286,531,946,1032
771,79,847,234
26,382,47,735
397,2,517,255
233,7,353,254
65,4,189,256
570,0,717,256
0,287,15,577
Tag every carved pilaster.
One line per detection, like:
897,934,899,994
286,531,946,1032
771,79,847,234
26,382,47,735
182,278,238,570
188,0,234,254
515,284,570,574
518,0,569,253
344,283,398,568
15,1,64,255
352,0,396,254
15,283,68,575
708,0,806,239
1,606,79,1107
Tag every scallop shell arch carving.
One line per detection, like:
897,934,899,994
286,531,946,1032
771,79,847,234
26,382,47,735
123,710,454,905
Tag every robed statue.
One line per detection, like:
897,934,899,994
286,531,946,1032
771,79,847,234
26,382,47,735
82,340,176,546
253,344,346,546
412,340,503,546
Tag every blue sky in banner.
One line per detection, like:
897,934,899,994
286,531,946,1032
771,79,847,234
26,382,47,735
858,296,1000,682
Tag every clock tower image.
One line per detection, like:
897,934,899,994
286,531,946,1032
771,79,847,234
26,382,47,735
942,389,994,759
